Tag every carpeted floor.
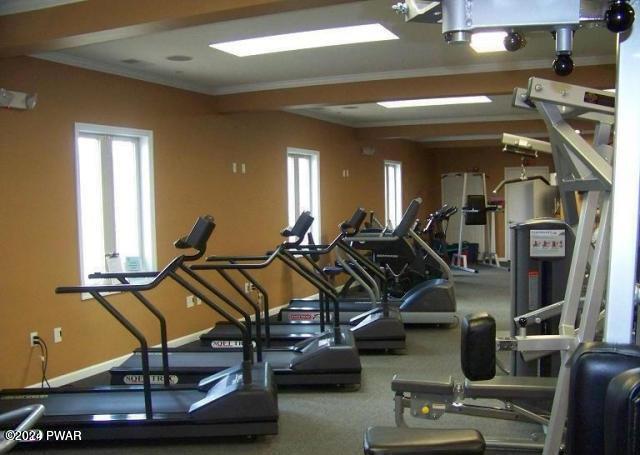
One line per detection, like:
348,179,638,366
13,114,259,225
21,265,544,454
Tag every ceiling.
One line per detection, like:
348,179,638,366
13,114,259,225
0,0,85,15
286,94,541,128
26,0,616,137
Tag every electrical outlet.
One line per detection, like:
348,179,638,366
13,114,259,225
29,332,38,347
195,297,202,305
54,327,62,343
186,295,196,308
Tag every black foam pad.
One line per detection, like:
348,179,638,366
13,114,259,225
605,367,640,455
465,195,486,225
340,208,367,234
461,313,496,381
178,215,215,251
392,198,422,238
364,426,485,454
566,343,640,455
281,211,314,240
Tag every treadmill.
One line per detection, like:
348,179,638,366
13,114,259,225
0,216,278,443
279,198,458,325
200,208,406,351
108,212,361,387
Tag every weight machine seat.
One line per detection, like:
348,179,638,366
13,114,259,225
605,367,640,455
364,426,485,454
464,376,556,400
566,343,640,455
391,376,455,395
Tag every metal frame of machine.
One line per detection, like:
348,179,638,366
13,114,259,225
387,77,613,454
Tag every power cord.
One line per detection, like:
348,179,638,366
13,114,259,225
33,336,51,388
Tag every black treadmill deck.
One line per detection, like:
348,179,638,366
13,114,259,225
0,363,278,442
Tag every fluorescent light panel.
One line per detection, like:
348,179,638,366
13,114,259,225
210,24,398,57
470,31,507,53
378,96,492,109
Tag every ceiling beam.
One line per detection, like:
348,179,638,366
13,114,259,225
423,139,509,149
214,64,616,113
356,118,593,141
0,0,358,58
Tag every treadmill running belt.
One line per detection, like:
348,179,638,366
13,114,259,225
0,389,200,416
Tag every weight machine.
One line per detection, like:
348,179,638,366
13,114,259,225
443,172,502,273
366,1,639,453
378,78,613,454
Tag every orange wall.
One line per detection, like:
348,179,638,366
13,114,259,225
423,145,556,257
0,56,432,387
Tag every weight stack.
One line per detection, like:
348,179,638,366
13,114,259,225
510,218,575,377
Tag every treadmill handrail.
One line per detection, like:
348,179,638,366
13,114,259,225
290,243,331,250
283,232,342,256
194,249,280,270
89,271,159,279
0,404,45,454
56,256,183,294
345,234,401,242
205,255,271,262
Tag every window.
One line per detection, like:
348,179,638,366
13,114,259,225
287,148,321,243
384,160,403,228
74,123,156,286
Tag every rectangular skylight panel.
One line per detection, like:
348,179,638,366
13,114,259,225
378,96,492,109
210,24,398,57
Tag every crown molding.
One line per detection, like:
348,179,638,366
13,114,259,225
211,55,615,95
36,51,615,99
352,113,541,128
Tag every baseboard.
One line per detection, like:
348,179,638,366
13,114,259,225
27,327,212,388
26,300,296,388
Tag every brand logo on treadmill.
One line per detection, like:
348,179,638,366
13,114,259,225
288,312,320,321
211,340,244,348
123,375,179,385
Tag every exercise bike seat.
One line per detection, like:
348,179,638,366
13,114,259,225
364,426,485,454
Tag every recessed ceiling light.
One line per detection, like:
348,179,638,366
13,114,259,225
166,55,193,61
470,31,508,53
121,58,142,64
209,24,398,57
378,96,492,109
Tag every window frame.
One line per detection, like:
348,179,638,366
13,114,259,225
384,160,403,228
286,147,321,243
73,123,157,292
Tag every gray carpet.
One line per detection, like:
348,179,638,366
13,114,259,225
23,265,543,454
